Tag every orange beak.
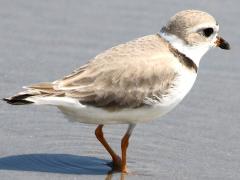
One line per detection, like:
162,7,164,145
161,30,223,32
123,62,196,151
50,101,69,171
215,36,230,50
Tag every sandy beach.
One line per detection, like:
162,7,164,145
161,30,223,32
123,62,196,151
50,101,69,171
0,0,240,179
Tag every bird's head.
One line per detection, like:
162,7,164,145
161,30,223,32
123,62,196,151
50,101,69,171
160,10,230,66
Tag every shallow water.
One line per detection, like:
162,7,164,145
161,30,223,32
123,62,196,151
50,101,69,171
0,0,240,179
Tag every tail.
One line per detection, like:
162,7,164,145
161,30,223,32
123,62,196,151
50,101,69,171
3,82,58,105
3,93,35,105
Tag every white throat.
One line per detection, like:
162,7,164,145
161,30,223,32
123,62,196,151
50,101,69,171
159,31,211,67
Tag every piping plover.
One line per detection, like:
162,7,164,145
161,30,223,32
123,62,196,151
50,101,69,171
3,9,230,173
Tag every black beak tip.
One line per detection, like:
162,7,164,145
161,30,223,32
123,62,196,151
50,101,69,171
216,36,231,50
219,40,231,50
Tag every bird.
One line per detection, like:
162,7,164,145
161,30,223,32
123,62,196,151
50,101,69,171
3,9,230,173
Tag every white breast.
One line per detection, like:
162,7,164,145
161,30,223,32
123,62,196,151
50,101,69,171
154,67,197,112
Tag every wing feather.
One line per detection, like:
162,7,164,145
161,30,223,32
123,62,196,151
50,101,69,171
28,35,178,108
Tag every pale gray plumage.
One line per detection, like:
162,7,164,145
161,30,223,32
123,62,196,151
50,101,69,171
162,10,218,45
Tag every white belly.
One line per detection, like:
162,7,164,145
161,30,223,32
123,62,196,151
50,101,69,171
58,103,174,124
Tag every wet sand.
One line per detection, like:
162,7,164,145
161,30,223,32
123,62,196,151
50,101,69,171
0,0,240,179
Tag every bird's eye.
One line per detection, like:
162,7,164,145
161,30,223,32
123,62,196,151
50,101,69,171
202,28,214,37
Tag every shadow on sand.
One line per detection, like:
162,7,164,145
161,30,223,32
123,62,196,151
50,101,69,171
0,153,113,175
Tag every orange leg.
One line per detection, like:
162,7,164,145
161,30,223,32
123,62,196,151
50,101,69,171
95,125,122,169
121,124,136,173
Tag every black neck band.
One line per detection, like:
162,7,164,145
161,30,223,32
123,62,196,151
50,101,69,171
157,33,198,73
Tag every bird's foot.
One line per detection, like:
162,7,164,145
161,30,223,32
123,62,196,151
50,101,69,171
121,167,128,173
114,158,129,174
112,155,122,171
108,155,129,173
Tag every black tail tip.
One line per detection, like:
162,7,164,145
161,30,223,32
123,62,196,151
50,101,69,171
2,96,33,105
2,98,10,103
